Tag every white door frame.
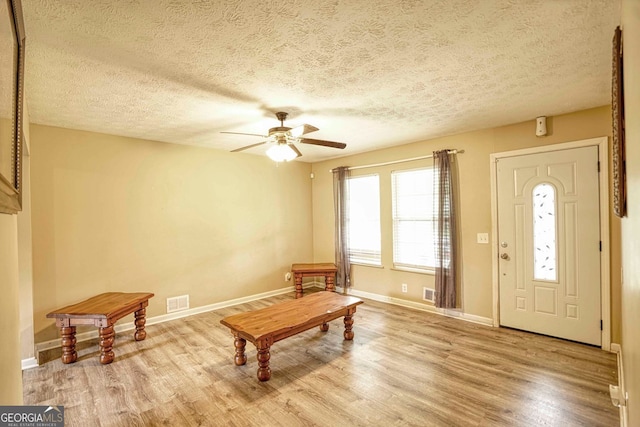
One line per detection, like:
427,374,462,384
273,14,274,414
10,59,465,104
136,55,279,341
490,137,611,351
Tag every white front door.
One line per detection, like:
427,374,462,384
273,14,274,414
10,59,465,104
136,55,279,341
496,146,601,345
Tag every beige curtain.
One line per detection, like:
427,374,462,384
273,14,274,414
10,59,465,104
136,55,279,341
433,150,457,308
333,166,351,289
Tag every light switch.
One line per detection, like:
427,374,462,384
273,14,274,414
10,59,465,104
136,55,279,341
477,233,489,244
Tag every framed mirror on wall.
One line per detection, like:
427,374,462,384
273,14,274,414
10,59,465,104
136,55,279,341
0,0,25,215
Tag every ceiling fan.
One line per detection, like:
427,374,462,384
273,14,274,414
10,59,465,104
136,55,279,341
222,112,347,162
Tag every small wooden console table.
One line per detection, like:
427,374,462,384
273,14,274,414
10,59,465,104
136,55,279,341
46,292,154,365
291,263,338,298
220,291,363,381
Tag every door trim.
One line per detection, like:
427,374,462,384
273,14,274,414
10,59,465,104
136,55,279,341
490,137,611,350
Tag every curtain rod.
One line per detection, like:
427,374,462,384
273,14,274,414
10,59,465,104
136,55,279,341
329,149,464,172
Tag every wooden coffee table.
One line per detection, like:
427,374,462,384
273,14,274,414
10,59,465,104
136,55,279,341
220,291,363,381
46,292,154,365
291,263,338,298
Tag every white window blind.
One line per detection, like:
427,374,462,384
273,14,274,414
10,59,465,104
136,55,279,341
392,167,436,270
348,174,381,265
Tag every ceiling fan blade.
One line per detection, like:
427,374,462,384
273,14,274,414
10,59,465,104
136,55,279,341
299,138,347,149
221,131,268,138
231,141,268,152
290,144,303,158
289,124,319,138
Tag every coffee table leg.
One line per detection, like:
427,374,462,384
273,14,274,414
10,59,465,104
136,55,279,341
344,313,355,340
134,308,147,341
319,323,329,332
99,325,115,364
234,336,247,366
325,273,336,292
61,326,78,364
257,345,271,381
294,273,303,299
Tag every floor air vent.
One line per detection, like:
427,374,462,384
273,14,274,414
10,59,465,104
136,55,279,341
423,287,435,302
167,295,189,313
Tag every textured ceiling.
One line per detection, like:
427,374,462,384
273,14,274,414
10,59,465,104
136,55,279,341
22,0,620,162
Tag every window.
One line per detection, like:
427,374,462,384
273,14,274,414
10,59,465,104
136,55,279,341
533,183,557,281
392,167,436,270
347,174,381,265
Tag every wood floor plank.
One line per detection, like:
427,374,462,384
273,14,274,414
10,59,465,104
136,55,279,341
23,290,618,426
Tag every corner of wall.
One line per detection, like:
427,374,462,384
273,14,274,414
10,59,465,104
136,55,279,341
610,343,629,426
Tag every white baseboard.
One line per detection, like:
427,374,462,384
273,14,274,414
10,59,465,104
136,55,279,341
610,343,628,427
33,282,496,364
35,283,311,358
21,357,38,370
334,284,493,326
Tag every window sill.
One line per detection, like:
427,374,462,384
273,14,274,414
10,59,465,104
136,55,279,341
350,262,384,269
390,266,435,276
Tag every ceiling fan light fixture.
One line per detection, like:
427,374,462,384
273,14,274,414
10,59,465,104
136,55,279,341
266,143,297,162
225,111,346,159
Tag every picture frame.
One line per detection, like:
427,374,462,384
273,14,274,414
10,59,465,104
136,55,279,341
0,0,25,215
612,26,626,218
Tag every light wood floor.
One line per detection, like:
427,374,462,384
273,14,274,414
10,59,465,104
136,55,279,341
24,290,619,426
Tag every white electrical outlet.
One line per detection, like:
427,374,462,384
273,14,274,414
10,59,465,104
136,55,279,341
477,233,489,244
285,272,292,281
401,283,408,293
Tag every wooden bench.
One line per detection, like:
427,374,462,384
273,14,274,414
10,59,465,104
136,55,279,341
46,292,154,365
291,263,337,298
220,291,363,381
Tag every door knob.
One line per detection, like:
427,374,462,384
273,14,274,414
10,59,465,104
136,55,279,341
500,253,509,260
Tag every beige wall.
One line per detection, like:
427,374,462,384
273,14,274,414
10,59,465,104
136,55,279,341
19,153,35,362
621,0,639,423
311,106,621,341
0,214,23,404
30,125,313,343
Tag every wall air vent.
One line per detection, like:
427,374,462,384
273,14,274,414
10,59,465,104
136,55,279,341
423,287,435,303
166,295,189,313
